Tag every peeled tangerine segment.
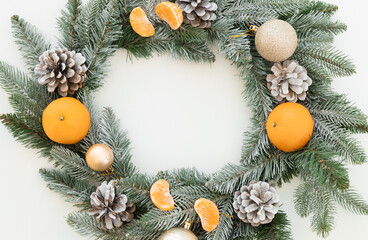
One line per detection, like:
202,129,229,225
130,7,155,37
155,2,183,30
150,179,175,211
194,198,220,232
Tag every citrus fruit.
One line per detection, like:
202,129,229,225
42,97,91,144
266,102,314,152
155,2,183,30
150,179,175,211
194,198,220,232
130,7,155,37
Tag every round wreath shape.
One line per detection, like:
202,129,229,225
1,0,368,239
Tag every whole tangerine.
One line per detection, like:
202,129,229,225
42,97,91,144
266,102,314,152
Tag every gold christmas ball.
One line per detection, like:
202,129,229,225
158,227,198,240
255,19,298,62
86,144,114,171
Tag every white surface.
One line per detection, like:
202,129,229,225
0,0,367,239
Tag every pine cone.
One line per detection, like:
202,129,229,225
175,0,218,28
233,181,279,227
267,60,312,102
88,181,136,229
35,48,88,97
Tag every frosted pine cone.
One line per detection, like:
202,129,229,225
233,181,279,227
267,60,312,102
35,48,88,97
88,181,136,229
176,0,218,28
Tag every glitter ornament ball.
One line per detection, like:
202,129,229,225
86,144,114,171
157,227,198,240
255,19,298,62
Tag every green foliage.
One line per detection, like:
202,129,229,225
49,146,105,182
75,0,123,90
57,0,83,50
39,168,93,207
99,108,137,177
0,113,53,157
10,15,51,76
1,0,367,239
67,211,118,239
250,211,293,240
294,179,336,237
292,143,349,190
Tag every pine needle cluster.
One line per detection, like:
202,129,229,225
0,0,368,239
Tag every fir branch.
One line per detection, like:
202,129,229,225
328,188,368,215
294,180,336,237
303,1,339,15
310,188,336,238
0,113,53,157
50,146,105,182
128,200,195,232
159,168,211,186
294,46,355,78
232,220,255,239
205,199,234,240
10,15,51,75
292,143,350,190
57,0,83,50
289,10,347,36
77,0,122,91
0,61,52,107
67,211,118,239
297,28,334,47
307,96,368,134
250,211,292,240
117,174,154,211
294,182,314,217
206,155,294,195
99,108,137,178
77,90,102,152
8,93,44,122
241,118,275,163
313,118,367,165
39,168,93,205
243,70,275,121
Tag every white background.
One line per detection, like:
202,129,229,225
0,0,367,239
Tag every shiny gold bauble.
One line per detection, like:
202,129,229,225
255,19,298,62
86,144,114,171
157,227,198,240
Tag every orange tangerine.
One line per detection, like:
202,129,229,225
194,198,220,232
130,7,155,37
42,97,90,144
266,102,314,152
150,179,175,211
155,2,183,30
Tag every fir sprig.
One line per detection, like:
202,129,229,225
10,15,51,76
0,0,367,239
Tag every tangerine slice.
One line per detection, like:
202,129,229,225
130,7,155,37
150,179,175,211
155,2,183,30
194,198,220,232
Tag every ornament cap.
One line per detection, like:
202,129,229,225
184,220,191,229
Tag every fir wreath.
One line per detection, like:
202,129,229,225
0,0,368,239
